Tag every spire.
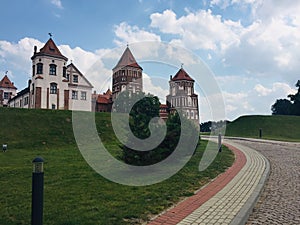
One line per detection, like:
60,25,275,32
31,37,68,61
113,46,142,70
171,67,194,82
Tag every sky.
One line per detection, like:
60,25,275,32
1,0,300,122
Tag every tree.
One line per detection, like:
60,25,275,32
288,80,300,115
122,103,199,166
271,80,300,116
271,99,293,115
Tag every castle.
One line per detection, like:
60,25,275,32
1,37,199,123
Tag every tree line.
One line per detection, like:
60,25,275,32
271,80,300,116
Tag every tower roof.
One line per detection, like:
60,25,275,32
31,38,68,61
172,68,194,82
0,75,17,89
113,46,142,70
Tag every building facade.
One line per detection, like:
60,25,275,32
9,38,93,111
166,67,199,123
112,46,143,100
92,89,113,112
0,75,17,107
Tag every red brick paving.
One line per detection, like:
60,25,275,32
147,144,247,225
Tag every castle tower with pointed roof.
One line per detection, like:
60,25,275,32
166,67,199,123
29,37,93,111
112,46,143,100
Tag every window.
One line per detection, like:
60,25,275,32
32,65,35,76
50,83,57,94
81,91,87,100
3,92,9,99
63,67,67,77
49,64,57,75
24,97,29,105
52,104,56,109
72,91,78,100
37,63,43,74
65,73,70,81
73,75,78,83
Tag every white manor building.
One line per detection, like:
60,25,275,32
8,38,93,111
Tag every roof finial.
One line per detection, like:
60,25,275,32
48,32,53,38
70,60,73,64
181,63,184,69
127,42,129,48
5,71,8,75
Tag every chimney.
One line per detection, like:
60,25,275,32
170,75,172,80
34,46,37,54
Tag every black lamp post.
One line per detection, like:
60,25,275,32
31,157,44,225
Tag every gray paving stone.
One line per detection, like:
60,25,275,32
231,140,300,225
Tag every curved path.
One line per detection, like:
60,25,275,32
230,138,300,225
147,138,269,225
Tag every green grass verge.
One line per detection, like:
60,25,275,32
225,115,300,142
0,108,234,224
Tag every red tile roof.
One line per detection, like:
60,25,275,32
97,96,110,104
0,75,17,89
172,68,194,82
32,38,68,61
96,89,112,104
113,47,142,70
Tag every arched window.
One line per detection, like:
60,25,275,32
49,64,57,75
50,83,57,94
37,63,43,74
186,110,190,118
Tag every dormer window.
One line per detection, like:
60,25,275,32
49,64,57,75
37,63,43,74
73,75,78,83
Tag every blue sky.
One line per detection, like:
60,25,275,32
1,0,300,121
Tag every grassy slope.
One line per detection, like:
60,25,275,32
0,108,234,225
225,115,300,141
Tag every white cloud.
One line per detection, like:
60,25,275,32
114,22,161,46
254,82,296,97
0,38,44,88
50,0,63,9
150,9,243,51
143,73,169,102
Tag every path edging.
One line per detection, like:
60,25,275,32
229,140,271,225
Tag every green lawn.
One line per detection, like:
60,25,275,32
0,108,234,225
225,115,300,142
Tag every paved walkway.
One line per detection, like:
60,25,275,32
147,138,269,225
231,139,300,225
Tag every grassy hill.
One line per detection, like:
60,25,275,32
225,115,300,141
0,108,234,225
